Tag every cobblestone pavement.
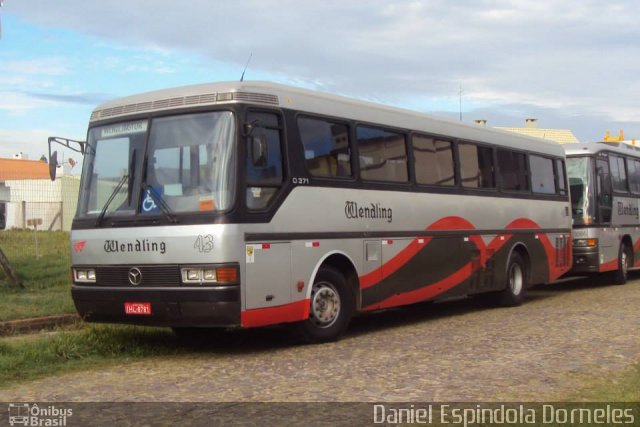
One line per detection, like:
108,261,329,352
1,276,639,402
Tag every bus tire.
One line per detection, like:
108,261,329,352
498,251,527,307
612,243,631,285
294,266,354,344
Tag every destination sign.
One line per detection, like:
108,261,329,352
100,120,148,138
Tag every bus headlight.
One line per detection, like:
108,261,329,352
202,269,217,281
186,269,201,281
181,265,238,285
74,268,97,283
573,238,598,248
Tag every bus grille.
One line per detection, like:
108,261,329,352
95,265,181,287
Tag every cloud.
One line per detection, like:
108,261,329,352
0,128,86,164
7,0,640,139
0,91,54,112
19,90,109,106
0,128,53,158
0,90,107,112
2,58,68,75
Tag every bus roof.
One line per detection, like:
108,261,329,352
91,81,564,157
563,141,640,158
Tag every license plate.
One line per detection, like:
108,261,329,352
124,302,152,315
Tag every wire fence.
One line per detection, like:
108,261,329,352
1,159,79,260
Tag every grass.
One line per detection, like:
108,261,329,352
0,324,184,387
0,230,75,321
1,320,640,403
1,230,639,403
562,361,640,402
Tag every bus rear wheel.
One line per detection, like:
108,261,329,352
612,243,632,285
498,251,527,307
294,266,354,344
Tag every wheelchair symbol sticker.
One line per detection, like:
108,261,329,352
141,188,161,213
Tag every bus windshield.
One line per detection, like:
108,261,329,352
566,156,595,225
78,111,236,219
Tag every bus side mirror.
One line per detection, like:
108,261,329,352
251,135,268,167
49,151,58,181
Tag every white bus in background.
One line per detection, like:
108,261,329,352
566,141,640,284
49,81,572,343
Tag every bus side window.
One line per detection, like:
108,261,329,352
596,157,612,223
555,159,567,196
459,143,495,189
356,126,408,183
298,116,352,178
609,155,628,192
628,158,640,194
246,112,284,210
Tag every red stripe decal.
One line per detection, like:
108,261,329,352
506,218,572,282
241,299,309,328
359,216,477,289
361,217,572,310
599,259,618,273
365,233,512,311
364,262,473,311
360,237,432,289
633,238,640,267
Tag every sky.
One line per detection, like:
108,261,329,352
1,0,640,167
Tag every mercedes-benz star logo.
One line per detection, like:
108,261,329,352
128,267,142,286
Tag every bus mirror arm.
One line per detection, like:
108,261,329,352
242,119,261,137
47,136,88,181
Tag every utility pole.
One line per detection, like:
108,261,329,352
458,84,464,121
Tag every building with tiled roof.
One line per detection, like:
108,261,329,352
0,157,50,181
494,118,579,144
0,156,79,231
474,118,579,144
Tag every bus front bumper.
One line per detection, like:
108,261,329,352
570,246,600,274
72,286,240,327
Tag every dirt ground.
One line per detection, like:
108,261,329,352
1,275,639,403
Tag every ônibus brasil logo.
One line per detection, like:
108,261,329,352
7,403,73,426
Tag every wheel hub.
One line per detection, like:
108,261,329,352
509,263,523,295
310,282,341,327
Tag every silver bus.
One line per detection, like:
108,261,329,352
565,141,640,284
49,81,572,342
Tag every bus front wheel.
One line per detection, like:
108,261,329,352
294,266,354,344
612,243,632,285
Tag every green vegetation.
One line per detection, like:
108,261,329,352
0,325,184,386
1,231,639,403
564,362,640,402
0,230,75,321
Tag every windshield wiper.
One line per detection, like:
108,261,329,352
95,175,128,226
95,149,137,227
142,185,178,224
